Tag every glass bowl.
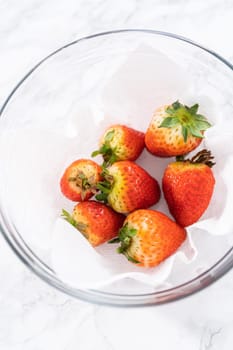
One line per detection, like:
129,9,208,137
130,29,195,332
0,29,233,307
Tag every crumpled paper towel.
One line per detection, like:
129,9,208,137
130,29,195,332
50,45,233,289
51,218,196,289
0,45,232,289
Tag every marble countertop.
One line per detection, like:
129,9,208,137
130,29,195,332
1,0,233,349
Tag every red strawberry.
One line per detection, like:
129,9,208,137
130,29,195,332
96,161,160,213
92,124,145,166
110,209,187,267
162,149,215,227
60,159,102,201
145,101,211,157
62,201,125,247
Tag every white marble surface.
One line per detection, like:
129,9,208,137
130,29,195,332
1,0,233,349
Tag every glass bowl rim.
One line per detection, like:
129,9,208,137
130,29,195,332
0,29,233,307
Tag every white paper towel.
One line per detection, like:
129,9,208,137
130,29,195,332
50,46,233,288
1,45,232,289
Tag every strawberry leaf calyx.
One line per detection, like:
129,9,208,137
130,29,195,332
91,130,118,166
61,209,78,228
190,149,215,168
108,237,120,244
159,116,179,128
61,209,88,235
95,182,110,203
105,130,115,142
175,155,185,161
68,171,97,200
95,167,114,203
61,209,88,238
116,224,139,264
159,100,212,142
176,149,215,168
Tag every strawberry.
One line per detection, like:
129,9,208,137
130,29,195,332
62,201,125,247
92,124,145,166
145,101,211,157
162,149,215,227
60,159,102,201
96,161,160,213
110,209,187,267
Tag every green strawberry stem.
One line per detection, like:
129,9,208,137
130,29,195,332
95,167,114,203
111,224,139,264
159,101,211,142
61,209,87,234
68,172,96,200
175,155,185,161
91,130,118,166
95,181,111,203
61,209,77,228
108,237,120,244
68,171,91,189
